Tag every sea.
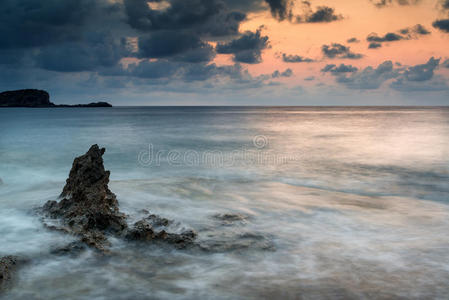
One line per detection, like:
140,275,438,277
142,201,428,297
1,106,449,299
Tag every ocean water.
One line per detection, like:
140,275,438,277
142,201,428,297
1,106,449,299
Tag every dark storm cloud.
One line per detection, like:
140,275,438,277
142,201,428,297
0,0,118,49
321,43,363,59
433,19,449,33
124,0,248,36
370,0,421,7
368,42,382,49
216,29,270,63
321,64,358,74
282,53,314,63
272,68,293,78
35,33,130,72
347,38,360,43
137,31,213,61
325,57,446,91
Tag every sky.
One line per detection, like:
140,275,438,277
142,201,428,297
1,0,449,105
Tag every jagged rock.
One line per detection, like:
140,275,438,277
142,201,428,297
41,145,127,250
125,218,197,249
125,220,155,241
0,256,26,293
146,214,173,227
41,145,196,252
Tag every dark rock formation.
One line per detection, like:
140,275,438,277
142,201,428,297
41,145,196,253
42,145,127,250
0,256,25,293
125,218,196,249
0,89,53,107
57,102,113,108
0,89,112,108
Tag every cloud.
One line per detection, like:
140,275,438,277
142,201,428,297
137,31,213,60
124,0,246,37
321,64,358,74
402,57,440,81
272,68,293,78
282,53,314,62
433,19,449,33
370,0,421,8
368,42,382,49
443,0,449,9
296,6,342,23
366,24,431,45
347,38,360,43
325,57,446,91
265,0,294,21
321,43,363,59
216,29,270,64
333,61,398,89
295,3,343,23
367,32,403,42
0,0,119,49
34,32,131,72
442,59,449,68
304,76,315,81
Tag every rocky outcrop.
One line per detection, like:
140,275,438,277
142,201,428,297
0,256,25,293
58,102,112,107
0,89,53,107
0,89,112,108
41,145,196,252
42,145,127,250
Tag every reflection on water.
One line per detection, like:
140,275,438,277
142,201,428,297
1,107,449,299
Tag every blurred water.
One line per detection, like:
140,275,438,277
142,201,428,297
1,107,449,299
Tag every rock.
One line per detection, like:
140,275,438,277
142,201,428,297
146,214,173,227
50,241,87,257
0,89,112,108
41,145,196,252
125,220,155,241
0,256,26,293
57,102,112,108
41,145,127,250
125,218,197,249
0,89,54,107
212,213,249,225
0,178,3,185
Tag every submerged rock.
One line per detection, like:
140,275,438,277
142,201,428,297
0,256,25,293
212,213,250,225
41,144,196,252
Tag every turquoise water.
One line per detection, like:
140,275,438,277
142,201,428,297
1,107,449,299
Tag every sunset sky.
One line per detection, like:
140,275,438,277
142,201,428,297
1,0,449,105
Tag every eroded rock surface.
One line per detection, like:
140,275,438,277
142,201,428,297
0,256,25,293
41,145,196,252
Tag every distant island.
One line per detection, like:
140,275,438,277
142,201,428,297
0,89,112,108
